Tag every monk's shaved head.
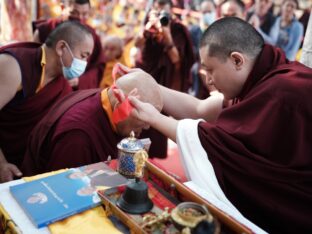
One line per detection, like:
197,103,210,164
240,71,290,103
45,21,92,49
116,71,163,111
102,35,124,49
102,35,124,60
200,17,264,62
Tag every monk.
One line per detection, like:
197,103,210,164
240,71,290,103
129,17,312,233
33,0,105,89
0,21,94,183
22,68,163,176
99,35,126,89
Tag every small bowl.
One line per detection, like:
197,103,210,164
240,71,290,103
171,202,215,232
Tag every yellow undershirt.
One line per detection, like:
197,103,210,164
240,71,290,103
100,88,117,132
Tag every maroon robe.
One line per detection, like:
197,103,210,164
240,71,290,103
0,42,72,168
33,18,105,89
198,45,312,233
22,91,122,176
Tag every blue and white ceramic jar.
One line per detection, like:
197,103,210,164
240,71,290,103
117,131,145,178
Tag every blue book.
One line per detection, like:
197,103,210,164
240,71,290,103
10,162,128,228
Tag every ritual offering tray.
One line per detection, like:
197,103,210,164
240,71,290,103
99,161,252,234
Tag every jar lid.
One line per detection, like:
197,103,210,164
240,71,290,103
117,131,144,152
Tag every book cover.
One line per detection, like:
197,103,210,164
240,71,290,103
10,162,128,228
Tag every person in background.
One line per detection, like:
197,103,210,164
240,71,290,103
129,17,312,233
134,0,195,92
0,21,94,182
188,0,216,98
220,0,246,19
134,0,195,158
99,35,126,89
22,67,163,176
33,0,105,89
199,0,217,30
247,0,276,35
256,0,303,60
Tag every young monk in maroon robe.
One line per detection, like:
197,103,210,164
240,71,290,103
0,21,94,183
33,0,105,89
129,17,312,233
22,70,163,176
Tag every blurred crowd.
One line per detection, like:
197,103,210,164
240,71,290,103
0,0,311,97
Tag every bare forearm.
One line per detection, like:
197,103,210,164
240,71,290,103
150,111,178,142
160,85,224,122
161,85,199,117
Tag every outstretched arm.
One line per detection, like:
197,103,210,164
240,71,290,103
129,96,178,142
117,63,224,122
160,85,223,122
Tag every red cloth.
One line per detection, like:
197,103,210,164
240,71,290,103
112,97,133,124
22,92,122,176
198,45,312,233
111,82,134,125
0,42,71,168
34,18,105,89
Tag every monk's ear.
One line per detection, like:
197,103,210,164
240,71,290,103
229,52,244,71
55,40,66,57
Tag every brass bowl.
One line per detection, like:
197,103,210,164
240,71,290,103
171,202,218,233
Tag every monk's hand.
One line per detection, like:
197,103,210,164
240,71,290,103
113,87,139,105
129,96,159,125
0,162,22,183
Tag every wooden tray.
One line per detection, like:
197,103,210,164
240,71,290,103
99,161,252,234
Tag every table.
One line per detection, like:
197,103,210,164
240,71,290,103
0,161,261,234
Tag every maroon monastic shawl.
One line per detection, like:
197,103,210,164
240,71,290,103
34,18,105,89
0,42,72,168
22,92,121,176
198,45,312,233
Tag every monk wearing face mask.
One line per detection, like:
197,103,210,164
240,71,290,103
60,41,88,79
33,0,105,90
0,21,94,183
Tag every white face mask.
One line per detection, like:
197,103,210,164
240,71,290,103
203,12,216,26
60,42,87,80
